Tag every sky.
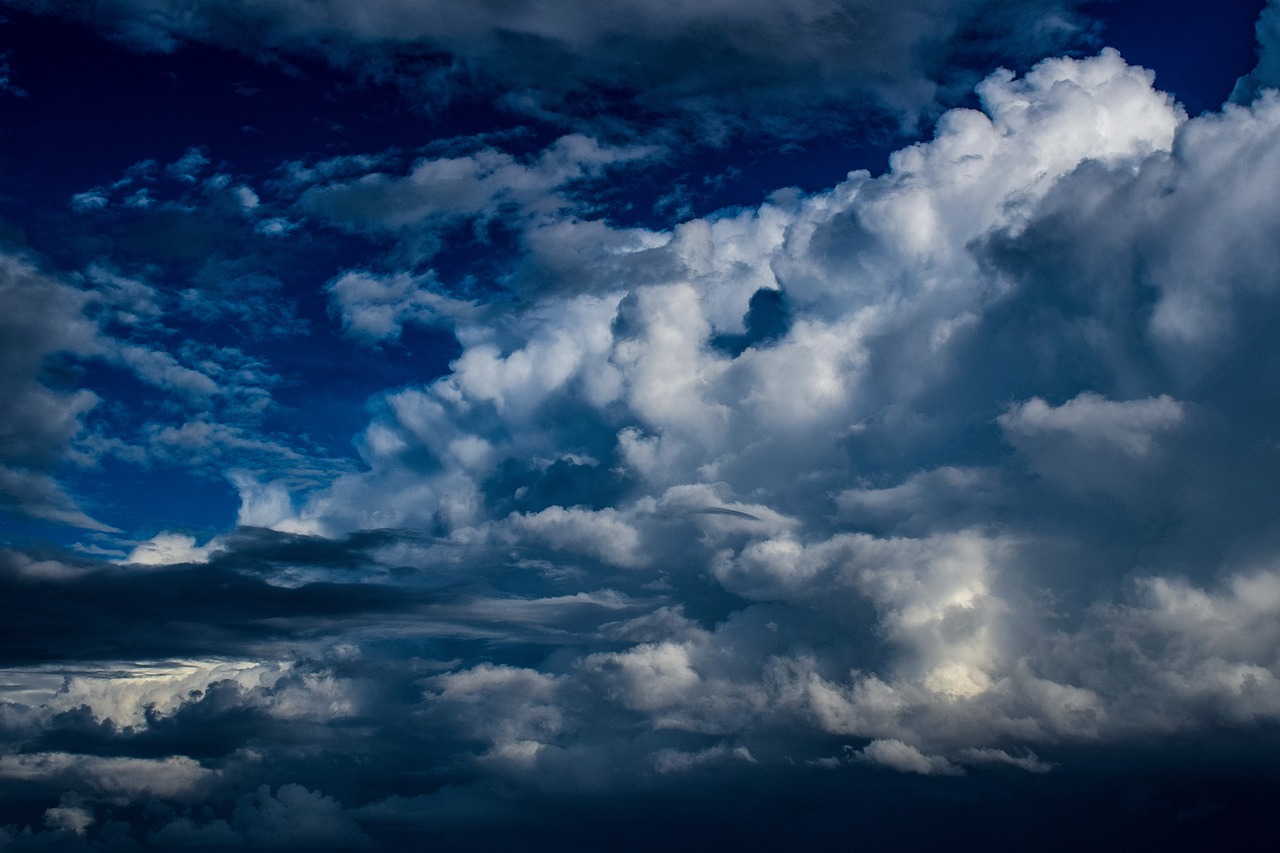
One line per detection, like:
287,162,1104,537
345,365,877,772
2,0,1280,848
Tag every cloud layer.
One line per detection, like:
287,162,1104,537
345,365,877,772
11,0,1088,129
4,1,1280,848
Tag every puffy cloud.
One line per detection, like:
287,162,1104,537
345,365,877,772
248,48,1192,583
124,532,219,565
425,664,565,766
211,49,1280,780
326,270,473,343
856,738,965,775
1036,564,1280,733
505,507,646,569
999,393,1185,460
582,642,700,713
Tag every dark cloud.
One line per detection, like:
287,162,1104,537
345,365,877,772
0,540,415,664
5,0,1090,136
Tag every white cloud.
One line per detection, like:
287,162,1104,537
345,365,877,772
1001,393,1185,458
505,506,646,569
282,43,1185,532
124,531,219,565
326,269,473,342
582,642,701,713
855,738,965,776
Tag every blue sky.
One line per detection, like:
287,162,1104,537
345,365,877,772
3,0,1280,848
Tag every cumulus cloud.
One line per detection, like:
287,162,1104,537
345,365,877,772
209,47,1280,776
273,48,1186,544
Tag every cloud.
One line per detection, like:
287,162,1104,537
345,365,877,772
201,48,1280,777
8,12,1280,847
301,135,654,231
855,738,965,775
1233,0,1280,102
166,146,210,183
233,784,371,849
326,270,472,343
999,393,1185,460
0,752,215,799
0,54,27,98
956,747,1053,773
998,393,1187,496
124,531,219,565
13,0,1089,128
0,255,110,529
0,468,118,532
0,539,416,664
43,794,93,835
653,743,755,774
268,49,1186,547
